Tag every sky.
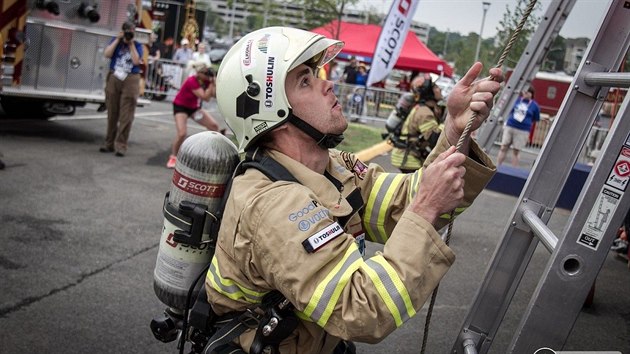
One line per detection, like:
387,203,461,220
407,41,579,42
353,0,610,40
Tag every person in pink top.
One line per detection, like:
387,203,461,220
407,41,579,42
167,61,221,168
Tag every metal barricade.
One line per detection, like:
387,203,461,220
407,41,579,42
335,82,405,124
579,125,609,164
490,115,610,165
143,58,187,101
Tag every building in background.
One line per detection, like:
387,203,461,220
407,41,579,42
563,37,589,75
409,22,430,44
207,0,430,43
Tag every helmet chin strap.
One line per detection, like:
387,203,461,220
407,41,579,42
287,112,345,149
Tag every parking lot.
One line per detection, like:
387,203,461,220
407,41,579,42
1,102,629,353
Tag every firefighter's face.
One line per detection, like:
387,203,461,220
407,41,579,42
285,63,347,136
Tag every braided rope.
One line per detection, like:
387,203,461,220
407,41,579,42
420,1,538,352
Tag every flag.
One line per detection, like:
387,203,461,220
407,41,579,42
366,0,420,87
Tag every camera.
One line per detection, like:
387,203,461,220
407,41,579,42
204,67,215,78
124,31,134,41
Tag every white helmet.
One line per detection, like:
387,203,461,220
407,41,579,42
216,27,343,152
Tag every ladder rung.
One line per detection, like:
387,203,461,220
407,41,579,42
522,209,558,252
584,72,630,88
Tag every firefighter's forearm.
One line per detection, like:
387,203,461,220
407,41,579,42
323,213,454,342
444,117,470,155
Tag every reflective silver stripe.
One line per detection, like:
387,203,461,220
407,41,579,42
365,173,401,243
362,256,415,326
207,257,265,304
306,244,363,326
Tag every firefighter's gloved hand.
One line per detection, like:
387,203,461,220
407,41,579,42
444,62,503,146
408,146,466,225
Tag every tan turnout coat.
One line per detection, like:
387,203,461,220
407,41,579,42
205,133,496,354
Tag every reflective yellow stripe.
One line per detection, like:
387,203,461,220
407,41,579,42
400,107,417,135
206,257,266,304
407,169,422,201
364,173,405,243
361,256,415,327
439,207,467,220
303,243,363,327
418,121,437,132
390,149,423,169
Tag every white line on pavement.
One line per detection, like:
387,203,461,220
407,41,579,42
50,111,168,121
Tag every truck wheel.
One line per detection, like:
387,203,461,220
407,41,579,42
0,97,56,119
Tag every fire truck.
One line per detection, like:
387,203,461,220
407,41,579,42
0,0,152,119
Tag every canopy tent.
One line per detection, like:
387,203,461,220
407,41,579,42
311,21,453,77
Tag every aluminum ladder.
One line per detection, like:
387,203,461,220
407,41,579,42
452,0,630,352
475,0,577,150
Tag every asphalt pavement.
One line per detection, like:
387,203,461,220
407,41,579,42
0,101,628,354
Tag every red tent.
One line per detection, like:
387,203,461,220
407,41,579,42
311,20,453,77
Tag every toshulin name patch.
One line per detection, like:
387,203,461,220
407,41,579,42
302,222,344,253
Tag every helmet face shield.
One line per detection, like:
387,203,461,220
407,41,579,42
216,27,344,152
289,39,344,72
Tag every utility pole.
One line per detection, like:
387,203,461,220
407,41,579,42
228,0,236,39
443,28,450,57
474,1,491,63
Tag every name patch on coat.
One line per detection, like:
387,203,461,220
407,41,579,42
302,222,343,253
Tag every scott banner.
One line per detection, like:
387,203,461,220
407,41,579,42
366,0,420,86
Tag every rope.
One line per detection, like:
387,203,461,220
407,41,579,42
420,0,538,352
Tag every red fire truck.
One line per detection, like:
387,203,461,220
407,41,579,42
0,0,152,119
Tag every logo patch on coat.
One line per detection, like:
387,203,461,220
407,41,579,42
340,151,368,179
302,222,343,253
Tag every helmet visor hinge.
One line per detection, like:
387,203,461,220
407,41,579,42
245,74,260,97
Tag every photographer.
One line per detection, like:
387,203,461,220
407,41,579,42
99,21,143,157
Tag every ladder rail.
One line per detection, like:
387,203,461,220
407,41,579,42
511,82,630,352
452,0,629,352
476,0,577,151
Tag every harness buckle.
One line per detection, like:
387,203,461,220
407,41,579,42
239,308,262,329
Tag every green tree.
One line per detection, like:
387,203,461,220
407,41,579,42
495,0,542,70
426,28,498,77
541,35,566,71
363,5,383,25
295,0,359,38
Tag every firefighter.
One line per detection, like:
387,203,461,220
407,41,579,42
207,26,502,354
390,74,446,173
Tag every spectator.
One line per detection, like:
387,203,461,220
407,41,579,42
162,37,174,60
148,32,163,64
329,61,341,82
497,86,541,167
166,62,221,169
99,20,143,157
173,38,193,64
355,64,368,86
343,56,358,84
192,42,212,66
371,79,386,116
147,32,164,91
611,209,630,266
397,75,411,91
